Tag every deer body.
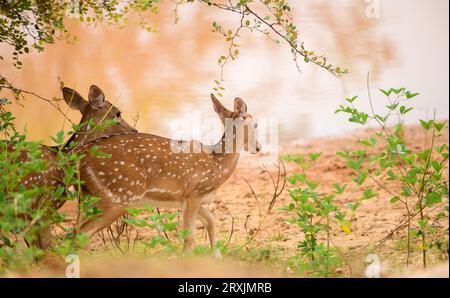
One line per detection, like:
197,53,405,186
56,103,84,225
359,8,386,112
81,135,240,204
77,95,260,254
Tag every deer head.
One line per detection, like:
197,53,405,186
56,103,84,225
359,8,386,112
62,85,137,146
210,94,261,154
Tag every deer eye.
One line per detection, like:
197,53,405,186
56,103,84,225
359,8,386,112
116,112,121,118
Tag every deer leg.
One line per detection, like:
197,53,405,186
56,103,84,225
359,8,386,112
181,199,201,252
198,206,221,259
77,203,126,242
37,203,59,249
37,225,52,249
198,207,216,249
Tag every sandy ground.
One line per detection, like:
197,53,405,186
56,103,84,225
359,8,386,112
7,256,448,278
51,123,448,277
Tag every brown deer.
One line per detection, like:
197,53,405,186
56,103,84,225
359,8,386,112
76,94,260,256
8,85,137,248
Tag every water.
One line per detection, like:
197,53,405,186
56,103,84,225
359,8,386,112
0,0,448,145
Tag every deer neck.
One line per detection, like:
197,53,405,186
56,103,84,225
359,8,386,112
211,124,243,183
60,124,135,152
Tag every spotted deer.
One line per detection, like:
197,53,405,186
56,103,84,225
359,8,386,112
77,94,261,256
10,85,137,248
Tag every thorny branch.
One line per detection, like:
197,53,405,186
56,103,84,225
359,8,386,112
239,159,286,247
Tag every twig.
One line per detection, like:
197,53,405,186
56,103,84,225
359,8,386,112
225,216,235,246
1,75,75,125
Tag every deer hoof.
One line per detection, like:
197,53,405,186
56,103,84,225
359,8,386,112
213,249,222,260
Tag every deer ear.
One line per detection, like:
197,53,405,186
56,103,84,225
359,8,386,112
88,85,106,109
234,97,247,116
62,87,87,111
211,94,233,122
210,94,224,114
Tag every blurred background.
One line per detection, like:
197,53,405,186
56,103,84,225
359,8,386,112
0,0,448,145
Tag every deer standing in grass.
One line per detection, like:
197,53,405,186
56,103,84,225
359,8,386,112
77,94,261,256
8,85,137,248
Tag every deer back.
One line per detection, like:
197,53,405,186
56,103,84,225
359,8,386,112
79,133,226,207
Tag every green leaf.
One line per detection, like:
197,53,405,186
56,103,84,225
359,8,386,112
336,151,350,158
405,91,419,99
347,201,361,212
401,186,412,197
286,173,307,185
379,89,391,97
387,170,396,181
281,154,304,165
358,137,377,147
309,152,322,161
417,149,431,162
390,87,405,95
360,113,369,124
396,144,406,155
353,170,368,185
419,119,433,130
306,179,320,190
362,188,378,200
375,114,388,123
399,106,413,115
333,183,347,194
390,196,399,204
345,96,358,103
287,203,295,211
50,130,65,145
431,160,443,172
425,192,442,205
433,122,445,132
89,145,112,158
436,144,448,154
386,103,399,111
347,158,363,170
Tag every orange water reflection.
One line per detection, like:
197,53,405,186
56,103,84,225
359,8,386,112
0,0,448,145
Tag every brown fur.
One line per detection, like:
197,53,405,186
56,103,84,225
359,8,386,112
77,94,260,255
8,85,136,248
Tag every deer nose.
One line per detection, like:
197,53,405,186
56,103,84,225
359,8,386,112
255,142,262,153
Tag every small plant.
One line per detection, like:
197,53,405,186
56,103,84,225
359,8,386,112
123,206,189,255
281,153,350,277
1,101,50,269
0,101,118,272
335,84,449,268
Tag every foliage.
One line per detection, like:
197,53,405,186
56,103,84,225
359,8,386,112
0,0,161,68
279,85,448,275
0,100,49,269
335,86,449,268
0,99,116,272
281,152,350,277
123,206,189,255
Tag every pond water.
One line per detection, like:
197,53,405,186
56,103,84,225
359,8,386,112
0,0,448,146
